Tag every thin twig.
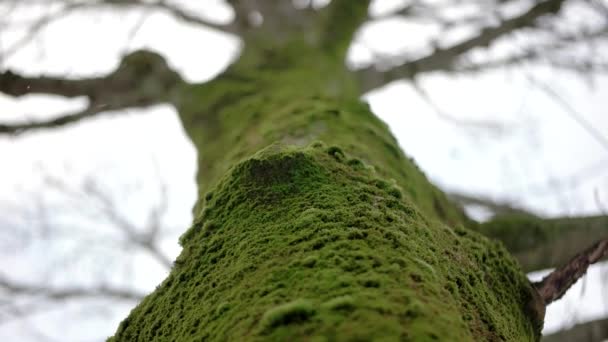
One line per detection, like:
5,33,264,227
0,275,146,302
527,75,608,154
411,79,508,133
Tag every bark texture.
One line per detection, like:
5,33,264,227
108,38,543,341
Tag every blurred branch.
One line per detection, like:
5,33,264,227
99,0,239,34
535,237,608,305
542,317,608,342
0,1,85,61
0,166,175,327
0,49,182,135
524,157,608,196
448,191,534,217
45,173,174,270
411,79,509,132
0,70,107,98
527,75,608,153
479,214,608,272
0,0,238,61
0,275,146,302
455,26,608,74
357,0,567,92
0,102,136,135
84,181,173,270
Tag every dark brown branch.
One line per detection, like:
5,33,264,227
448,191,534,217
0,101,150,135
0,70,103,98
357,0,567,92
0,49,183,135
534,237,608,305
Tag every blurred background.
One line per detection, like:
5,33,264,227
0,0,607,341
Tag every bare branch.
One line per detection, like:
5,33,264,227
0,2,85,61
448,191,534,217
535,237,608,305
0,70,103,98
411,79,509,133
79,177,173,270
0,49,182,135
357,0,567,92
0,102,135,135
480,214,608,272
454,25,608,74
527,75,608,154
0,275,146,302
101,0,239,34
542,317,608,342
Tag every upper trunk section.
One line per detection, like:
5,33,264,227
175,40,470,227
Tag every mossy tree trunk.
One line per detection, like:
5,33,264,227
109,2,545,341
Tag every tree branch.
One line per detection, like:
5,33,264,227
0,103,128,135
0,49,183,135
0,1,85,61
101,0,239,34
534,237,608,305
0,275,146,301
542,317,608,342
454,25,608,74
77,176,173,270
448,191,534,217
479,214,608,272
357,0,567,92
0,70,103,98
527,75,608,154
411,79,510,132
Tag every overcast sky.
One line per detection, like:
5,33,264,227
1,0,607,340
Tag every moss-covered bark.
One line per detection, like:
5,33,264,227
478,214,608,272
109,8,545,341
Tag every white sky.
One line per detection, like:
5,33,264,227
0,0,607,340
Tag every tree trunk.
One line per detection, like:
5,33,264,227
108,12,544,342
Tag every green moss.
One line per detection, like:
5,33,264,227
260,299,316,332
177,66,470,227
301,255,318,268
326,146,345,161
478,213,608,272
111,145,541,341
477,214,550,253
110,39,541,341
321,295,356,311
